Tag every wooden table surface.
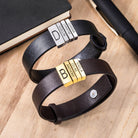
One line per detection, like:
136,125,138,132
0,0,138,138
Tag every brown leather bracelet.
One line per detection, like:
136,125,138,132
32,59,117,124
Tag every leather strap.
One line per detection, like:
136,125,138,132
32,59,117,124
22,20,107,83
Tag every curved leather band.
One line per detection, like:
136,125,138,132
32,59,117,124
22,20,107,83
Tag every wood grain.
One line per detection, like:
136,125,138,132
0,0,138,138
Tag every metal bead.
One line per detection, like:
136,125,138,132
48,24,65,47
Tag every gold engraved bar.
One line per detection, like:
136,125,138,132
69,60,82,82
74,59,86,80
56,63,73,87
64,61,78,83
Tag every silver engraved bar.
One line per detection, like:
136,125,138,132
56,22,70,43
48,24,65,47
61,20,74,40
65,19,78,39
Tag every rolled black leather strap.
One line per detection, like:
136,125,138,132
32,59,117,124
22,20,107,83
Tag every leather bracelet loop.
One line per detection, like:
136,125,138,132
32,59,117,124
49,104,62,124
22,20,107,83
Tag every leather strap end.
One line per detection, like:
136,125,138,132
90,33,107,51
49,104,62,124
39,106,56,123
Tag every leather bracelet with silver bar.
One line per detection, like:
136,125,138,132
22,20,107,83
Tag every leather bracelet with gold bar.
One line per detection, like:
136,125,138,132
33,58,117,124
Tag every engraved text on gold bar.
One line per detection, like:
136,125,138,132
56,59,86,87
